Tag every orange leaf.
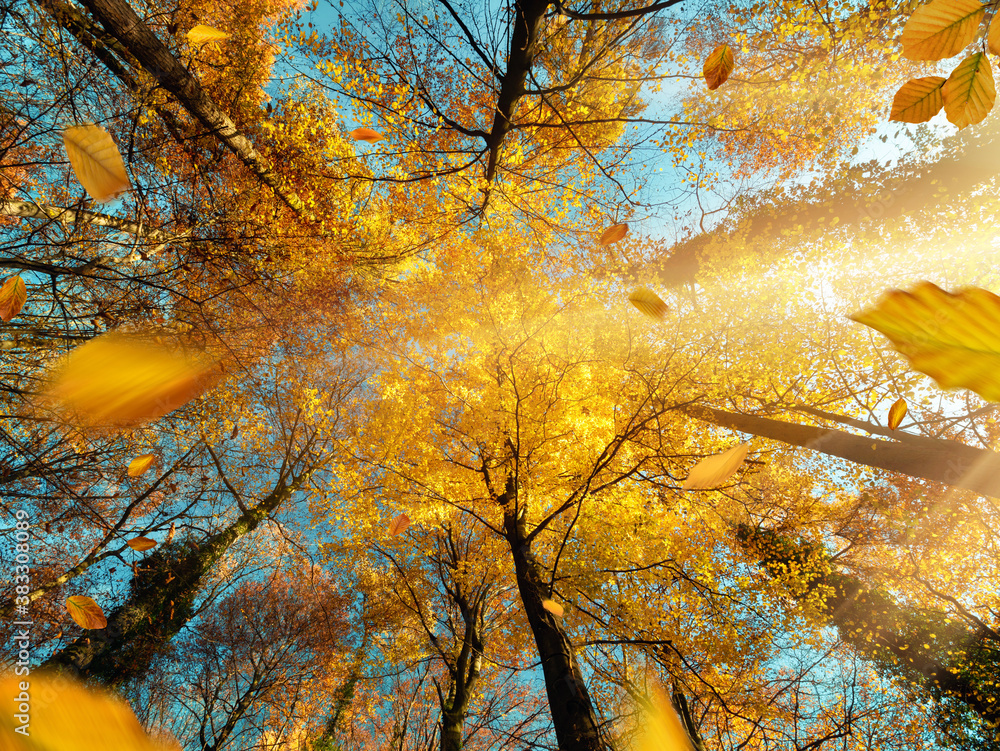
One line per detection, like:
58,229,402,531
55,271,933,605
598,223,628,246
388,513,410,536
683,443,750,490
0,275,27,323
42,332,221,430
888,398,908,430
542,599,564,617
63,124,130,202
629,288,668,321
889,76,946,123
66,595,107,629
0,671,182,751
127,536,156,552
350,128,384,143
634,678,694,751
703,44,735,90
127,453,157,477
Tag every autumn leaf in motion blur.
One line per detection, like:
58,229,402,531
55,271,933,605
41,332,221,430
63,124,130,202
629,288,668,321
633,679,694,751
682,443,750,490
350,127,384,143
852,282,1000,402
1,671,181,750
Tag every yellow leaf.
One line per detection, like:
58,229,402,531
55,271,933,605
0,275,27,323
350,127,384,143
942,53,995,129
889,76,946,123
599,222,629,246
187,24,231,45
65,595,107,629
634,679,694,751
388,512,410,536
989,12,1000,55
63,124,130,202
629,288,669,321
42,332,221,430
542,599,564,617
901,0,984,61
703,44,734,90
127,536,157,551
127,453,157,477
888,398,908,430
0,671,182,751
851,282,1000,402
683,443,750,490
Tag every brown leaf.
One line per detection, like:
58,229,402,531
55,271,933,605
388,513,410,536
165,521,176,544
598,223,628,246
63,124,130,202
127,536,157,552
0,276,26,323
66,595,107,629
350,127,384,143
703,44,735,90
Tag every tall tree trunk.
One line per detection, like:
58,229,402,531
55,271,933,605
682,404,1000,498
737,525,1000,730
497,477,608,751
42,473,305,686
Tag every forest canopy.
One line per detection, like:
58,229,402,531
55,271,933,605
2,0,1000,748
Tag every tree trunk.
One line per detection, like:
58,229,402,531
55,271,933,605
682,404,1000,498
42,473,304,686
498,473,608,751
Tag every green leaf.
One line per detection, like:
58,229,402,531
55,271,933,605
901,0,984,61
851,282,1000,402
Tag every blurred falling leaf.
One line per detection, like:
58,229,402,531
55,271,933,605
0,671,182,751
66,596,107,629
942,53,995,129
187,24,231,45
682,443,749,490
598,223,628,246
703,44,734,90
888,398,908,430
127,453,156,477
851,282,1000,402
0,275,27,323
634,679,694,751
350,127,384,143
42,332,220,430
165,522,176,544
629,288,668,321
542,599,564,617
63,124,130,202
889,76,946,123
127,536,156,552
901,0,984,61
388,513,410,536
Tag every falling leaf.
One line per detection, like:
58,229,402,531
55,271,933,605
851,282,1000,402
888,398,908,430
127,536,156,552
187,24,231,45
542,599,564,617
0,671,182,751
0,275,27,323
634,679,694,751
703,44,734,90
66,595,107,629
165,522,176,544
889,76,946,123
942,53,995,129
42,332,221,430
629,288,668,321
388,513,410,536
901,0,984,61
127,453,157,477
350,127,384,143
598,222,628,246
63,124,130,202
683,443,750,490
